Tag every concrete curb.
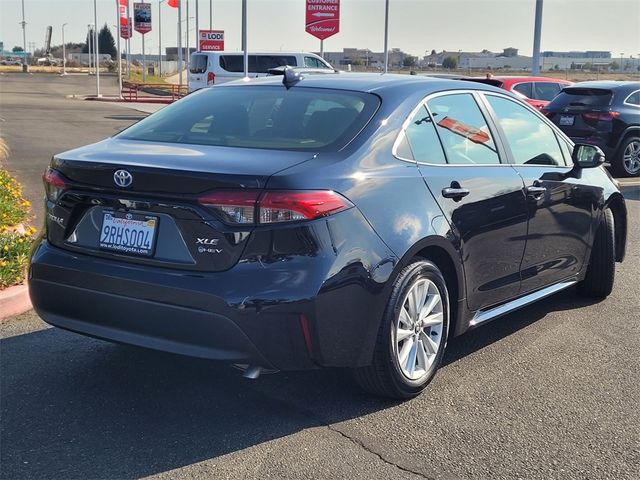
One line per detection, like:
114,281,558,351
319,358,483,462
0,284,32,321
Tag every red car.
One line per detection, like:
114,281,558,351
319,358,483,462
463,76,573,109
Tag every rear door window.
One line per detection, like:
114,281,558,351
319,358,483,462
426,93,501,165
189,54,208,74
534,82,563,101
512,82,533,98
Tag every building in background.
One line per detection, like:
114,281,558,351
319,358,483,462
322,48,406,69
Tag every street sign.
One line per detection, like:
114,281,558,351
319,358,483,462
198,30,225,51
133,2,152,35
305,0,340,41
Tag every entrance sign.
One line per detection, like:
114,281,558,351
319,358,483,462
305,0,340,40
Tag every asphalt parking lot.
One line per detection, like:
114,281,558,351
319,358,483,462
1,74,639,480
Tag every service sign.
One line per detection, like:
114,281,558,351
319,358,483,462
199,30,225,51
305,0,340,40
133,2,152,35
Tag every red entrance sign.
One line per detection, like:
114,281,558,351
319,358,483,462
305,0,340,40
198,30,225,51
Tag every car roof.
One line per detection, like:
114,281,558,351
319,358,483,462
471,76,570,82
219,72,505,96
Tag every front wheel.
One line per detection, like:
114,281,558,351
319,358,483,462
578,208,615,298
353,260,450,399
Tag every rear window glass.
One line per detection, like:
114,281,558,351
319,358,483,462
219,55,297,73
189,54,208,74
551,88,613,108
118,86,380,152
534,82,562,101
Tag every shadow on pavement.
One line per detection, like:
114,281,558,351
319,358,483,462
0,289,603,479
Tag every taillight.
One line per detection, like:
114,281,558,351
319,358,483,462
582,111,619,121
198,190,352,225
42,167,68,202
207,71,215,85
198,190,259,224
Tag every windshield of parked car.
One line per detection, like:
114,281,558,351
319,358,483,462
118,86,380,151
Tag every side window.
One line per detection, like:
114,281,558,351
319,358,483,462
426,94,501,165
257,55,297,73
513,82,533,99
401,106,447,164
625,90,640,106
304,56,320,68
486,95,565,166
534,82,562,101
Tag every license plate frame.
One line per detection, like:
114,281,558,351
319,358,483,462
559,115,575,126
99,211,159,257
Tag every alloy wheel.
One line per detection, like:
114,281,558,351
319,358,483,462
623,140,640,175
395,278,444,380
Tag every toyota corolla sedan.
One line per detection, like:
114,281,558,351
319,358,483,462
30,72,627,399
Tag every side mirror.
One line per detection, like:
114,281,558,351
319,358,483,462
572,144,606,168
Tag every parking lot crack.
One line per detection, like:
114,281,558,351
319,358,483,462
325,423,436,480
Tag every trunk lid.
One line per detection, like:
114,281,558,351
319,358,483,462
46,139,317,271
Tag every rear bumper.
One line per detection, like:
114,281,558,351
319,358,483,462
29,210,397,370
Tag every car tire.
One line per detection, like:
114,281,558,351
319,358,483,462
614,136,640,177
578,208,615,298
353,259,449,399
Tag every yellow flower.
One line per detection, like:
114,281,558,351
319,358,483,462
3,246,8,251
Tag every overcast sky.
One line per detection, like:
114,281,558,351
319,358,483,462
1,0,639,58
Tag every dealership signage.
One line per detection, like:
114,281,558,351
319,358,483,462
133,2,152,35
119,0,131,39
305,0,340,40
198,30,225,51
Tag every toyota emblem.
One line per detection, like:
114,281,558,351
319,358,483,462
113,169,133,188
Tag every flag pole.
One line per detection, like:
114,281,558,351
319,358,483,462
383,0,389,73
116,0,123,98
242,0,247,79
178,0,183,89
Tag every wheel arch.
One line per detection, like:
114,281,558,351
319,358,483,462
614,127,640,152
392,235,466,338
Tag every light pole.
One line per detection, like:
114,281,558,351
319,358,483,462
62,23,68,75
383,0,389,73
87,24,93,74
532,0,543,75
210,0,213,29
159,0,165,77
620,52,624,72
20,0,27,71
242,0,247,78
93,0,101,97
114,2,123,98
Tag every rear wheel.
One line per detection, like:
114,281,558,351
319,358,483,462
353,260,449,399
614,136,640,177
578,208,615,298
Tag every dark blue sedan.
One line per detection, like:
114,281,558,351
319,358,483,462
30,72,627,398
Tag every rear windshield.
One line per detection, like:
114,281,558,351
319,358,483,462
550,88,613,108
118,86,380,151
189,54,208,74
219,55,298,73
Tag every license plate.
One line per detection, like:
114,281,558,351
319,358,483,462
559,115,575,126
99,211,158,257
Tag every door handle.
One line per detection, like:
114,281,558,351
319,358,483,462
526,185,547,196
442,182,470,200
